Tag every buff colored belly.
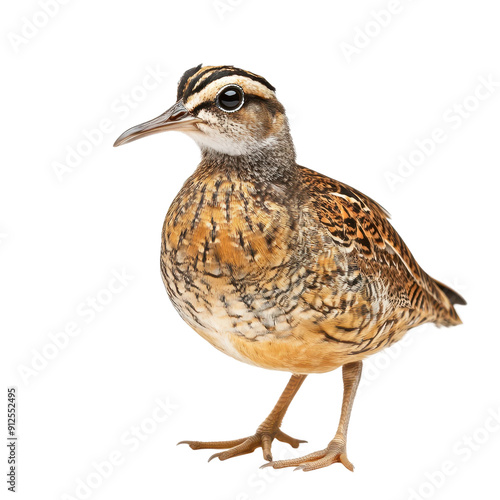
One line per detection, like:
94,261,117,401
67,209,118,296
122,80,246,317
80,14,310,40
177,294,402,375
188,320,367,375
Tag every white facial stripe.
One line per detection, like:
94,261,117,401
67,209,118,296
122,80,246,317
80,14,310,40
184,76,275,111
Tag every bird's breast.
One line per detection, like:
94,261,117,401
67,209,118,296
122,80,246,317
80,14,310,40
160,172,312,348
162,173,302,278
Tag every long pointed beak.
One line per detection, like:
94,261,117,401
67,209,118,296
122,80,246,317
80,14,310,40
113,100,203,147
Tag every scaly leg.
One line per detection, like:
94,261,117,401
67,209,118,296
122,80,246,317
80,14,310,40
179,374,307,462
262,361,362,472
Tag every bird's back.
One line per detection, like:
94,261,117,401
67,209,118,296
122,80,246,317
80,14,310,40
298,166,465,329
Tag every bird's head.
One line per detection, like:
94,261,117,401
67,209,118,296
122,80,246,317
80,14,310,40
114,65,293,158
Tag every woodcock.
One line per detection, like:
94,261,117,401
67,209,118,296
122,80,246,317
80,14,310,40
114,65,466,472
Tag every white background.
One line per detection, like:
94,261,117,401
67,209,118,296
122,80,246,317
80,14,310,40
2,1,500,499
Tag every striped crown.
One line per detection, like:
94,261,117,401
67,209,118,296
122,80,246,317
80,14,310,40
177,64,276,102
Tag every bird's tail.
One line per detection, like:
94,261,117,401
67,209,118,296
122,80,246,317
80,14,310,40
433,279,467,306
432,278,466,327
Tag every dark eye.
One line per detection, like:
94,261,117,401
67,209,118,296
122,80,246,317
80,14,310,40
216,85,244,112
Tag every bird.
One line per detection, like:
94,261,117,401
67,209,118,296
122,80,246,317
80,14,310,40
114,64,466,472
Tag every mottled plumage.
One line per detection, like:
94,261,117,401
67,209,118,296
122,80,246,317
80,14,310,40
114,65,465,471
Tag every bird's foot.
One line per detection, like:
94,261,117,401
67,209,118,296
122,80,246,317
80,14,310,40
178,427,306,462
261,437,353,472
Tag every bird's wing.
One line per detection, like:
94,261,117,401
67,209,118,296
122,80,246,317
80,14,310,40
298,166,464,326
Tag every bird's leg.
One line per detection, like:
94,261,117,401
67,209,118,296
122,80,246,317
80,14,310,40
263,361,363,472
179,374,307,462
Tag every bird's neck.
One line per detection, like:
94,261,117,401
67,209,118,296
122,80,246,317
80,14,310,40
199,133,298,185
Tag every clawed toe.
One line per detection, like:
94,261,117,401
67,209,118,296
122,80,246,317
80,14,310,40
262,442,354,472
275,429,307,448
207,437,260,462
177,438,247,450
178,429,306,463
